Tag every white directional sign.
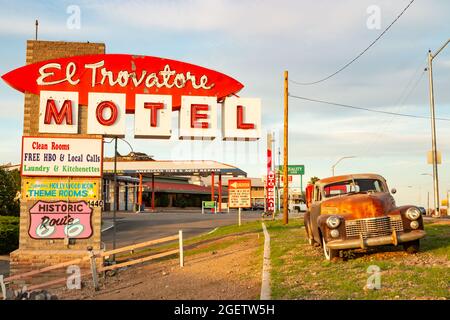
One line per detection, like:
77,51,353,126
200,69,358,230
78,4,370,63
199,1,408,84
228,179,251,208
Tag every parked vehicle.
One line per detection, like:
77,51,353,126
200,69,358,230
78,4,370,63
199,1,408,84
289,200,307,213
304,174,426,260
417,207,426,215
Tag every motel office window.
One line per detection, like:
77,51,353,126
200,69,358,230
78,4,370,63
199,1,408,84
102,179,110,202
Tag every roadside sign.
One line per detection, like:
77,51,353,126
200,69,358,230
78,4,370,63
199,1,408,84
427,151,442,164
266,171,276,213
228,179,251,208
23,177,99,200
202,201,216,209
202,201,216,214
21,136,103,177
280,175,293,183
277,165,305,175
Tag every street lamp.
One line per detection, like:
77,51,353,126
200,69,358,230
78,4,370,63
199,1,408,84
104,137,135,261
331,156,356,176
427,39,449,218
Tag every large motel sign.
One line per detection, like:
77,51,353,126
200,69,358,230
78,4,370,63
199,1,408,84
1,40,262,279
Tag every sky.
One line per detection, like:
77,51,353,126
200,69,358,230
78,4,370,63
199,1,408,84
0,0,449,207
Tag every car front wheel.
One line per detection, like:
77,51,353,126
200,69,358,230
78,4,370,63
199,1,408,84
403,240,420,253
321,234,339,261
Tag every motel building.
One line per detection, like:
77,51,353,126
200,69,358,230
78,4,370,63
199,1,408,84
101,152,247,212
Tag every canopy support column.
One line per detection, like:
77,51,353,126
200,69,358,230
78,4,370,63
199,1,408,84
218,173,222,213
211,172,215,213
138,173,143,211
151,174,155,211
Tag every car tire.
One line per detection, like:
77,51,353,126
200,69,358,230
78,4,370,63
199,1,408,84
403,240,420,254
321,234,339,261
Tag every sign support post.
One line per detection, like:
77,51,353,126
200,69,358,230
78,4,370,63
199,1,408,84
228,179,251,226
112,137,118,261
238,207,242,226
283,71,289,225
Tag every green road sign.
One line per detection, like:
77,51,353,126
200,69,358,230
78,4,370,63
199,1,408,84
277,165,305,175
202,201,216,209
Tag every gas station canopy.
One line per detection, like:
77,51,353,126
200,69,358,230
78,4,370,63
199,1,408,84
103,160,247,177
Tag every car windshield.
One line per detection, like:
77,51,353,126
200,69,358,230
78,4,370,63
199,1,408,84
323,179,385,198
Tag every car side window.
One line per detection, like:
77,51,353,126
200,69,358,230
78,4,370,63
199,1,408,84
314,186,321,202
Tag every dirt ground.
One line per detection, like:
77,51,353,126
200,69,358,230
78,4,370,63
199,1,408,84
54,233,263,300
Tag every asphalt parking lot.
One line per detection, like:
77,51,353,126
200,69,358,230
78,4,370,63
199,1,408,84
101,208,265,249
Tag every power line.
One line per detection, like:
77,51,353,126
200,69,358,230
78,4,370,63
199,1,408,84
288,93,450,122
290,0,416,86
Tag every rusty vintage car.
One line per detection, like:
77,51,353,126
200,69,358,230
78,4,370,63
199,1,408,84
304,173,426,260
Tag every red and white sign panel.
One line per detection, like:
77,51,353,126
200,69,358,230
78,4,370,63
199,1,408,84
266,170,276,212
2,54,261,140
228,179,252,208
222,97,261,141
280,175,293,183
1,54,244,112
28,201,93,239
21,136,103,177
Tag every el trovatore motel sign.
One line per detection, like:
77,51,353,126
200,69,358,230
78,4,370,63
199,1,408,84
2,54,261,140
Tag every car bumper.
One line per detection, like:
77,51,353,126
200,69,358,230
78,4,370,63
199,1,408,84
327,230,426,250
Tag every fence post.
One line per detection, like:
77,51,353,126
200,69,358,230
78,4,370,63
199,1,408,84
88,247,99,291
0,275,6,300
179,230,184,267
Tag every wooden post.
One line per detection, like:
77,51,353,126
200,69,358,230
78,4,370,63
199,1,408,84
218,174,222,213
0,275,6,300
88,248,99,291
211,172,215,213
151,174,155,211
179,230,184,267
283,70,289,225
238,207,242,226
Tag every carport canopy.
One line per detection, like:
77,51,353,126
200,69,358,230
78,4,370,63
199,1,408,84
103,160,247,177
103,160,246,212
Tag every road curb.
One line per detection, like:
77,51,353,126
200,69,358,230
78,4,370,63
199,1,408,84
260,222,271,300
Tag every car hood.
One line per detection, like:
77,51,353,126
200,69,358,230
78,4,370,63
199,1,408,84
320,192,396,219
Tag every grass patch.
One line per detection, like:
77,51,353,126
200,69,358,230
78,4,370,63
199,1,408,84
267,217,450,300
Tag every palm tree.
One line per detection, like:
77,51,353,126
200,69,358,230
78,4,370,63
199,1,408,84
308,176,320,185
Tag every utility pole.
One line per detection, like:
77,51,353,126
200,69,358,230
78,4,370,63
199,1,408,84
35,20,38,40
283,71,289,225
427,39,450,218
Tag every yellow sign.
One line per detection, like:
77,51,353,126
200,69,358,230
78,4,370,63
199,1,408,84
23,178,99,200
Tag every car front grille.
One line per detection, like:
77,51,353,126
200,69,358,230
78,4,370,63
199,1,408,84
345,216,403,239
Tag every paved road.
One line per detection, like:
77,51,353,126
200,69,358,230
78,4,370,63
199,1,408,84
101,209,265,249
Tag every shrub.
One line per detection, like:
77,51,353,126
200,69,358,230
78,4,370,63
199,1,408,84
0,168,20,216
0,216,19,254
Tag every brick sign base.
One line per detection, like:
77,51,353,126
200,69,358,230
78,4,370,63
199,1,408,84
10,40,105,285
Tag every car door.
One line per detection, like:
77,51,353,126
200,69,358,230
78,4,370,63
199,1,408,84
309,185,322,242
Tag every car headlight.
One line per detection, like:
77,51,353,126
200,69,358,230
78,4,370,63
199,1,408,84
406,207,421,220
326,216,341,229
410,220,419,229
330,229,340,238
